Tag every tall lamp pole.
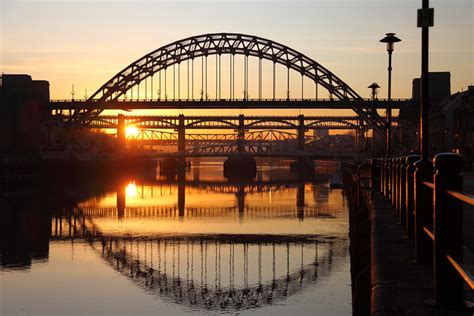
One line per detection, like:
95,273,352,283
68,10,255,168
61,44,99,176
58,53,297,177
368,82,380,158
380,33,401,157
418,1,433,161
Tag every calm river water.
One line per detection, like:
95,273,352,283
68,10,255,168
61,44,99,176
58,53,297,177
1,164,351,316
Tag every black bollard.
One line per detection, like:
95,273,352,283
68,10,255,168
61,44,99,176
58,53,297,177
381,158,386,195
392,157,398,209
405,155,419,239
414,158,433,264
399,157,407,226
433,153,464,306
385,158,391,198
395,157,401,213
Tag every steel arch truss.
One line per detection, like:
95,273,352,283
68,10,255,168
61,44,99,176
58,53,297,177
128,129,301,146
81,33,383,132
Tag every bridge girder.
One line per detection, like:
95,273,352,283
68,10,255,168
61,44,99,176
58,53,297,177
84,115,365,130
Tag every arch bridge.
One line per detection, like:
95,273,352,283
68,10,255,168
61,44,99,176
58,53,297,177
52,33,411,138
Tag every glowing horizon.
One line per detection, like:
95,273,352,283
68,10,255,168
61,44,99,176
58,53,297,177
1,0,472,106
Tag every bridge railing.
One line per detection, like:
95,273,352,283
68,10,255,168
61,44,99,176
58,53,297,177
49,97,411,103
366,154,474,308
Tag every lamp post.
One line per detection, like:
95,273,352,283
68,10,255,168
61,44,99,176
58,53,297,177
368,82,380,158
380,33,401,157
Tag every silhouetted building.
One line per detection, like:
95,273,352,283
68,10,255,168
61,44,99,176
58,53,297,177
399,72,451,123
430,85,474,169
398,72,457,156
0,74,50,154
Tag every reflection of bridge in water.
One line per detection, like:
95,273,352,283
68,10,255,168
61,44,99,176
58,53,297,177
101,180,346,221
51,209,347,312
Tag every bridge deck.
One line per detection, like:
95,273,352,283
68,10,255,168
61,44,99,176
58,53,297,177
49,98,410,110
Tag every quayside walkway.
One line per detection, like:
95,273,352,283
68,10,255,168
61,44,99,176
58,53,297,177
356,155,473,316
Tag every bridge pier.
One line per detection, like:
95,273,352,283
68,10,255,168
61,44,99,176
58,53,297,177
297,115,305,152
223,155,257,179
118,114,126,145
291,115,314,174
177,114,186,167
223,114,257,179
237,114,245,152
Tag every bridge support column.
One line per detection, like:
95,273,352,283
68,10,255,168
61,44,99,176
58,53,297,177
118,114,126,145
177,114,186,167
237,114,245,153
291,115,314,174
297,115,305,152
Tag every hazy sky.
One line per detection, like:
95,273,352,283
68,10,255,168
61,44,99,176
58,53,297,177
1,0,473,101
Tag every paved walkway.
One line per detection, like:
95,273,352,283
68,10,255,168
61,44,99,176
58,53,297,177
370,173,473,315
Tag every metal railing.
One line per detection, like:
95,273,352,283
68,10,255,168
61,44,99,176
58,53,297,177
365,153,473,308
49,97,411,103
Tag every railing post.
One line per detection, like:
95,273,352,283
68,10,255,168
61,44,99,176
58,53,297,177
398,157,407,226
357,164,362,206
385,158,391,198
405,155,420,239
381,158,386,194
414,158,433,264
370,159,376,191
391,157,398,209
395,157,400,212
433,153,464,306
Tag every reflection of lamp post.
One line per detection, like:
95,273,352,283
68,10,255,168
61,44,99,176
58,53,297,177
380,33,401,157
368,82,380,158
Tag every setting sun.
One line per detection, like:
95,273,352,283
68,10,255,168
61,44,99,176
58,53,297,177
125,125,140,139
125,181,137,198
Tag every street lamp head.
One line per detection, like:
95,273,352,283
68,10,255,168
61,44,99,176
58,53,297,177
380,33,401,52
368,82,380,97
368,82,380,90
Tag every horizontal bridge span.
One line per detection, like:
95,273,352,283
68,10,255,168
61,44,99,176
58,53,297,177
51,98,410,110
84,115,377,130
